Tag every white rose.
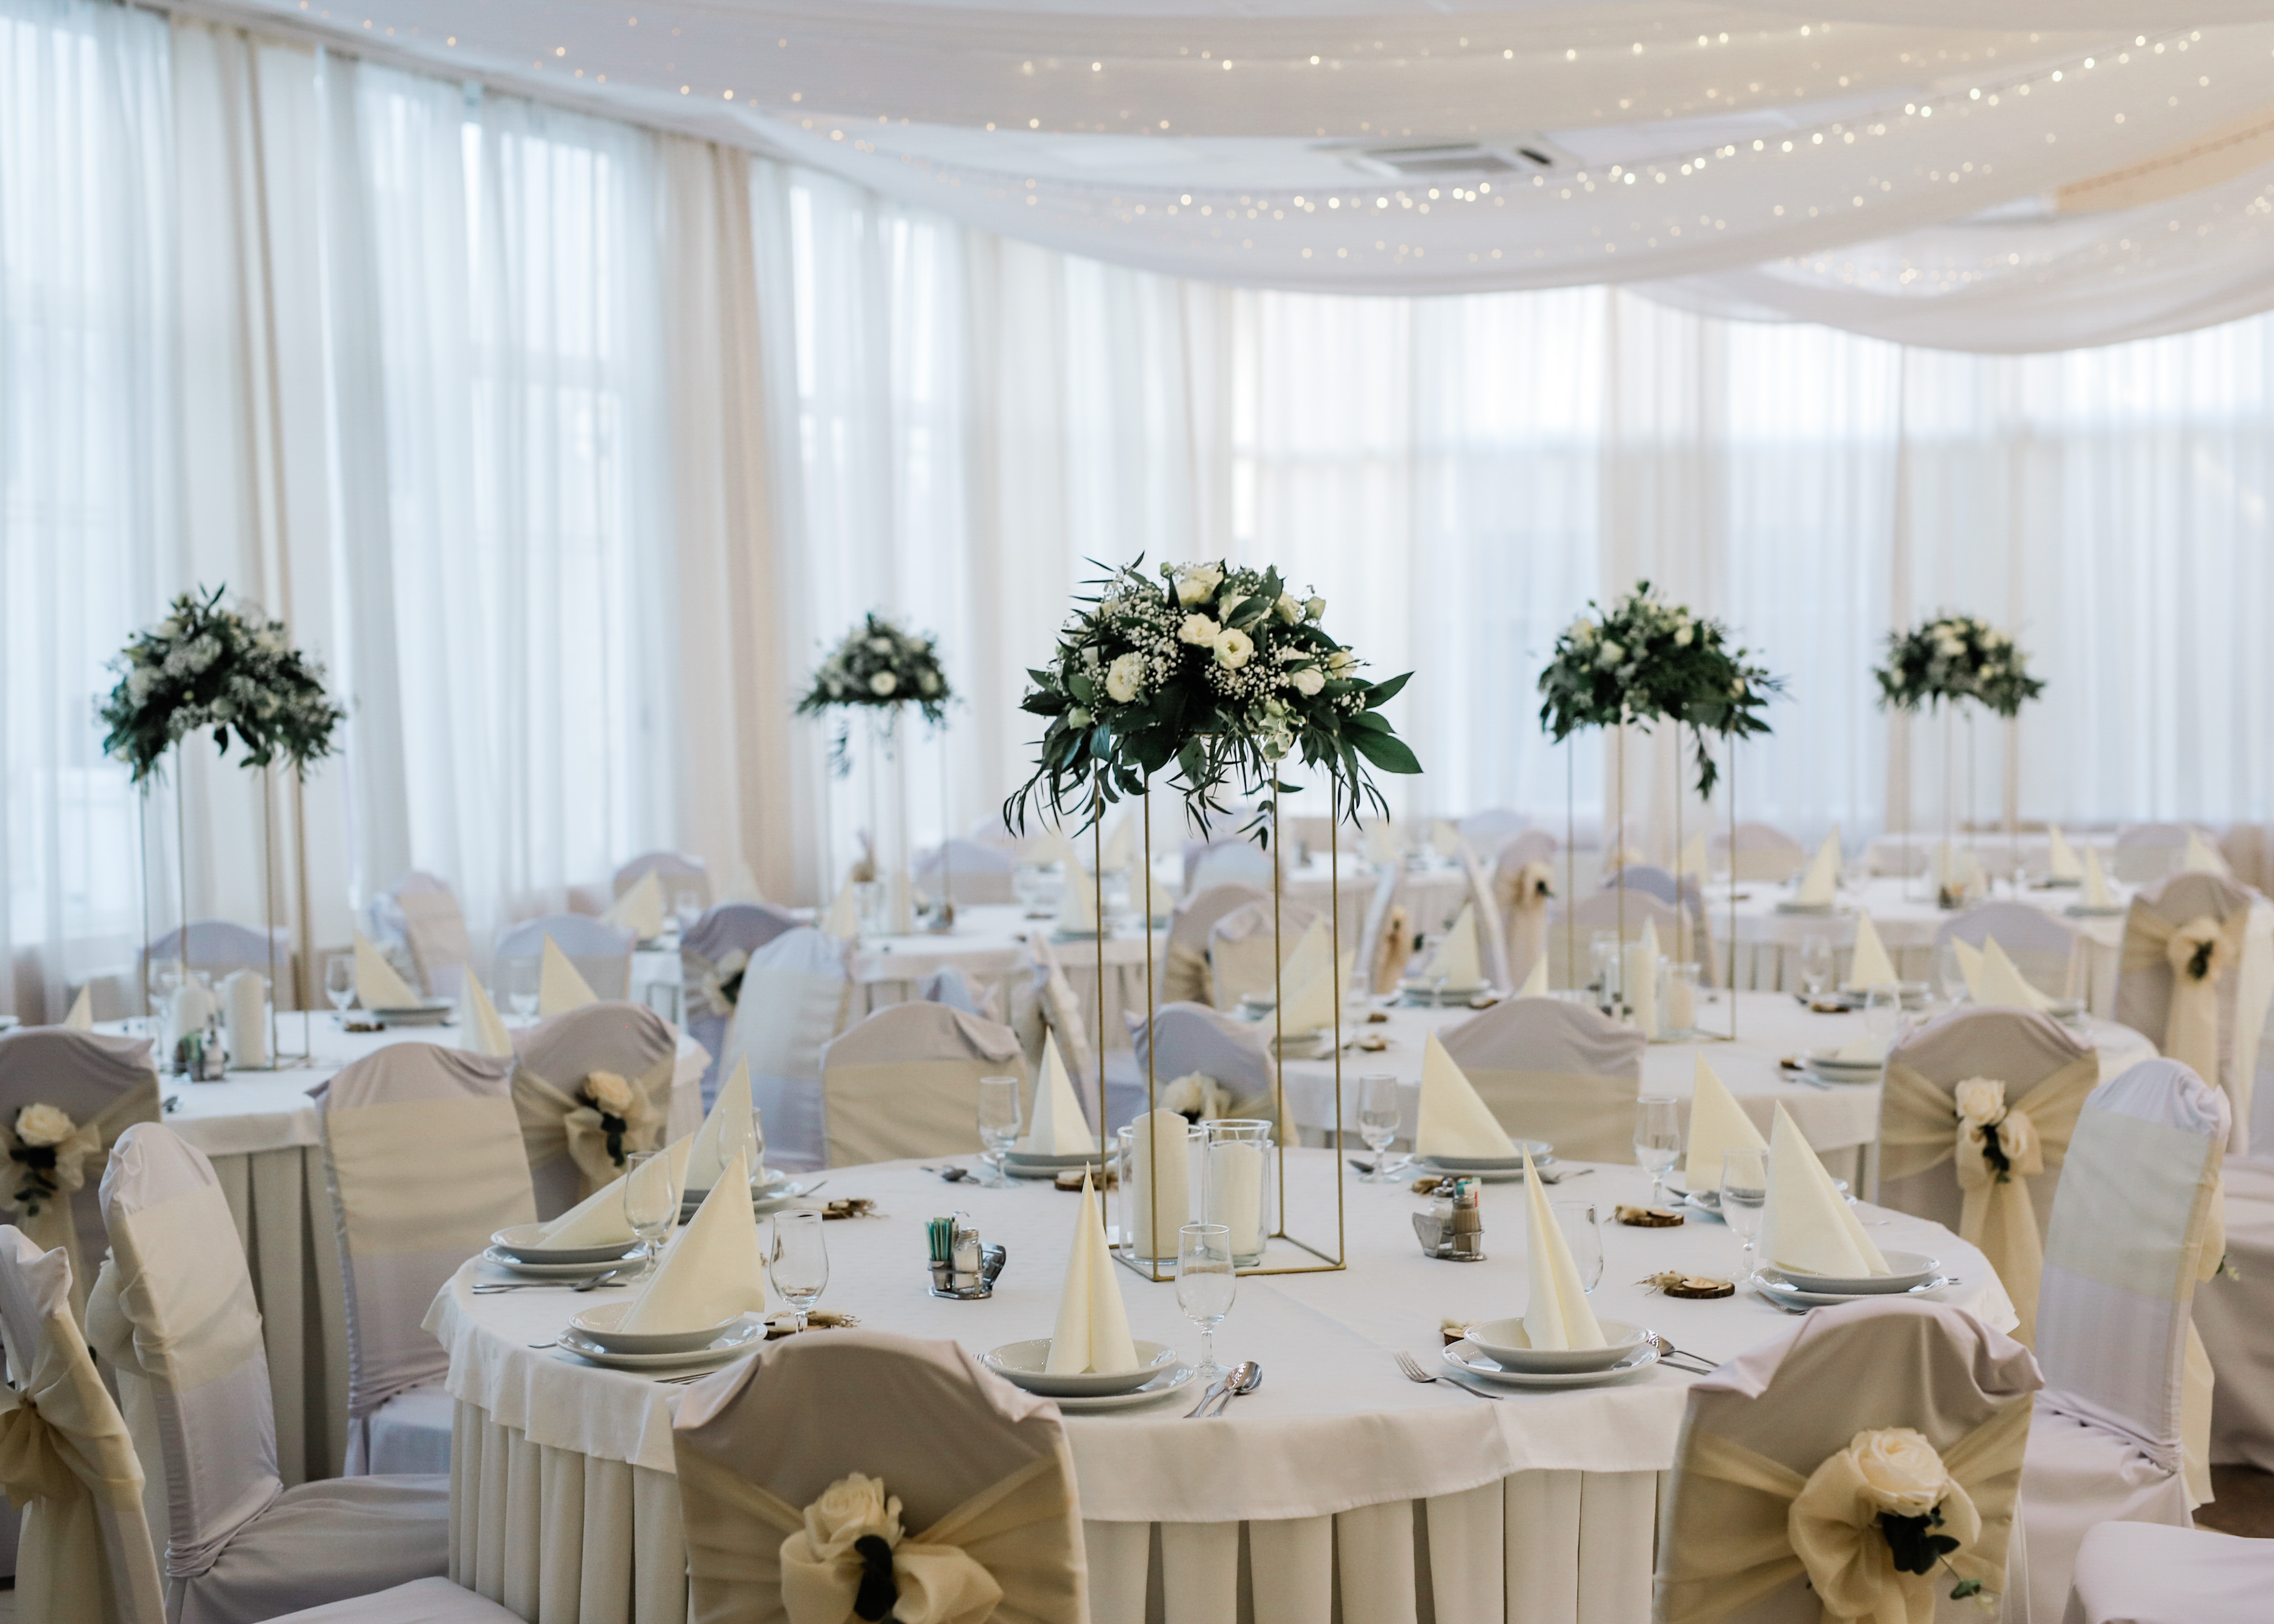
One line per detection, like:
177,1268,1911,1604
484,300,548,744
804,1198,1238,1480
1066,706,1092,728
1953,1077,2007,1128
1936,635,1965,659
15,1103,74,1148
1174,564,1223,606
1213,627,1255,670
1846,1427,1951,1518
801,1472,902,1560
1273,593,1301,625
1304,596,1326,621
867,636,894,654
585,1071,635,1116
1570,616,1597,645
1178,613,1222,647
918,672,941,696
1289,667,1325,697
1161,1072,1232,1122
1674,625,1693,647
869,672,898,696
1595,640,1623,668
1326,648,1357,675
1105,652,1146,704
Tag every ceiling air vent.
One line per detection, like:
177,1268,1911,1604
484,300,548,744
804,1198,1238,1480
1343,142,1556,179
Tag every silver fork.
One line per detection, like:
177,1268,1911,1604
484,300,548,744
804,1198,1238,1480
1393,1349,1500,1400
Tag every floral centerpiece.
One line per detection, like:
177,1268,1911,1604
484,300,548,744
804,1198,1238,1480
1873,615,2043,718
797,613,953,772
1006,560,1420,836
98,587,347,783
1537,582,1781,797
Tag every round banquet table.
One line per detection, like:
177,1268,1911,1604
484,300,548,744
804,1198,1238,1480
1272,989,2157,1192
426,1152,2017,1624
110,1013,707,1485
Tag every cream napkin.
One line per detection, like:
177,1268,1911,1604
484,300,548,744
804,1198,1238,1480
1833,1033,1889,1063
1020,1034,1093,1155
1676,830,1709,879
1517,957,1549,998
1794,829,1840,906
1843,912,1900,992
1045,1174,1139,1375
719,857,766,905
1415,1032,1518,1159
1431,821,1463,862
822,881,860,941
2182,830,2225,873
1424,904,1483,990
541,1134,693,1247
354,931,420,1010
1760,1103,1888,1277
1363,821,1399,867
2046,826,2083,882
2082,846,2117,909
1950,937,1986,1000
463,972,513,1057
1277,948,1354,1037
1977,936,2053,1011
1054,863,1099,935
1684,1054,1768,1190
1521,1146,1606,1350
538,938,600,1017
605,871,666,940
62,986,93,1031
686,1059,754,1193
619,1149,769,1332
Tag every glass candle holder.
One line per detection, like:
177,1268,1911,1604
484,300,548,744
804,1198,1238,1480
1202,1119,1272,1267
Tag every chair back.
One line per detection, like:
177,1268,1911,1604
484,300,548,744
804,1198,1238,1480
1935,902,2082,1001
495,913,636,1002
719,927,848,1172
1185,838,1274,898
615,851,711,908
821,1004,1026,1166
512,1003,676,1218
2111,823,2199,885
1459,846,1513,992
1655,1299,2041,1624
683,903,804,1102
90,1125,279,1584
1493,829,1559,872
313,1043,534,1466
1544,890,1687,991
1024,934,1094,1088
1438,996,1644,1162
0,1226,165,1623
1351,867,1401,1000
392,877,474,1000
2114,871,2273,1153
915,840,1017,906
918,967,1000,1025
1714,822,1806,883
1206,899,1322,1009
672,1329,1086,1624
2036,1059,2228,1470
139,921,292,1006
1133,1004,1275,1117
1458,808,1528,847
0,1028,161,1321
1163,884,1268,1007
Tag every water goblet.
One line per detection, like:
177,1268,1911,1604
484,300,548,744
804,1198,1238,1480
1799,934,1833,999
768,1210,829,1334
1357,1072,1404,1181
1176,1223,1236,1383
1937,941,1967,1006
622,1150,678,1276
324,955,355,1014
977,1075,1022,1187
1550,1200,1604,1292
505,958,540,1022
1862,985,1902,1048
1633,1095,1682,1206
1720,1147,1770,1266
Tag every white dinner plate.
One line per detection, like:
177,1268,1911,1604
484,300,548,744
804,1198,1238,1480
2065,904,2128,918
570,1301,760,1355
1050,1365,1199,1412
371,1002,455,1026
1007,1159,1103,1180
1767,1251,1939,1295
1465,1318,1653,1373
981,1339,1180,1397
490,1224,639,1266
557,1319,767,1372
1773,901,1840,916
1749,1271,1955,1309
1006,1149,1105,1168
1442,1339,1660,1388
480,1245,643,1280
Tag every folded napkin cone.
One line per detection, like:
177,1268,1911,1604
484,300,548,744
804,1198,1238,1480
1684,1055,1767,1191
541,1134,694,1247
1521,1147,1606,1350
538,938,600,1017
1020,1033,1093,1156
619,1149,769,1332
1046,1174,1139,1375
354,930,420,1010
1759,1104,1888,1279
1415,1032,1516,1160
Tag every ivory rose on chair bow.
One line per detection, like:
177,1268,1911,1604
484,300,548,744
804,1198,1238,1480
781,1473,1003,1624
2129,912,2237,1088
579,1071,642,1171
0,1089,158,1320
1161,1073,1235,1124
1790,1427,1985,1621
7,1104,88,1219
1952,1079,2039,1190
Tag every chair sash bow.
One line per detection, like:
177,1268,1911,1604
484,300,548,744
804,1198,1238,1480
0,1386,82,1508
779,1473,1004,1624
1370,904,1413,994
1161,940,1211,1007
2123,908,2244,1087
516,1052,671,1199
0,1085,160,1320
686,948,751,1024
1497,863,1554,988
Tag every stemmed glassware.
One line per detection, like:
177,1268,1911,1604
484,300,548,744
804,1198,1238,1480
1176,1222,1236,1382
1550,1201,1604,1292
1632,1095,1682,1206
324,956,355,1014
505,958,539,1022
768,1210,829,1333
1356,1072,1405,1181
976,1075,1022,1187
1720,1147,1770,1268
622,1149,678,1276
1799,934,1833,999
1862,986,1903,1050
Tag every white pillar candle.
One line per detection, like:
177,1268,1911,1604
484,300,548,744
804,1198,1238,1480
223,971,268,1070
1205,1139,1266,1261
1623,941,1659,1037
1128,1110,1192,1260
1666,972,1696,1035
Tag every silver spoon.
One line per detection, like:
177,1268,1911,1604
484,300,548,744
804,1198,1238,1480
1200,1360,1262,1419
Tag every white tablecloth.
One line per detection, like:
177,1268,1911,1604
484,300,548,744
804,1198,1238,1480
429,1152,2014,1624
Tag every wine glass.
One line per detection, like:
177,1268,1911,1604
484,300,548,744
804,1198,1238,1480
976,1075,1022,1187
1799,934,1833,999
1176,1222,1236,1383
622,1150,678,1276
1633,1095,1682,1207
1357,1072,1404,1181
505,957,539,1022
1937,941,1967,1006
1551,1201,1604,1292
768,1210,829,1334
1862,986,1902,1050
1720,1147,1770,1267
324,955,356,1013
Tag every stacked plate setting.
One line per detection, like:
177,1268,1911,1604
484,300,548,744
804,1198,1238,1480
1751,1250,1948,1308
1442,1318,1661,1389
484,1224,641,1280
1398,980,1489,1008
681,1171,811,1219
369,1001,455,1027
563,1300,767,1373
980,1339,1196,1411
1802,1050,1886,1086
1003,1148,1108,1181
1411,1141,1556,1183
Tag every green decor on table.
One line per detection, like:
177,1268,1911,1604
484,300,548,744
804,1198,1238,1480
796,613,953,774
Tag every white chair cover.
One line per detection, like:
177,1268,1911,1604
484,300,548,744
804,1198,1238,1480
671,1328,1088,1624
1492,849,1557,990
494,914,636,1002
1878,1007,2101,1345
2064,1521,2274,1624
313,1045,535,1475
1493,829,1559,871
1132,1004,1276,1119
0,1027,160,1323
1162,884,1267,1008
1656,1298,2041,1624
1544,889,1686,992
719,927,849,1173
820,1003,1027,1166
256,1575,522,1621
1185,838,1274,898
918,967,1003,1026
683,903,805,1104
89,1125,451,1624
914,839,1017,906
141,922,295,1008
1714,821,1807,883
1458,846,1513,992
1025,933,1094,1091
1206,899,1321,1011
2111,824,2207,886
2018,1059,2231,1624
390,874,474,1000
0,1225,164,1623
2194,1155,2274,1472
511,1003,675,1219
1437,997,1644,1163
1936,901,2086,1003
615,851,711,907
2113,871,2274,1156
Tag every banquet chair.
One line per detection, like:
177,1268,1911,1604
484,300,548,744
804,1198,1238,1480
1207,897,1324,1009
820,1002,1027,1165
1713,821,1806,884
613,850,710,910
1185,836,1275,898
314,1043,535,1475
493,913,636,1002
2015,1059,2230,1624
1654,1299,2041,1624
919,965,1003,1025
1877,1006,2100,1344
1015,931,1096,1089
510,1001,676,1219
717,925,849,1172
1162,882,1268,1006
2111,823,2206,886
672,1329,1086,1624
0,1026,161,1323
681,901,803,1105
1604,865,1713,973
1937,901,2085,1003
0,1224,166,1623
388,872,473,1000
1351,865,1401,999
2064,1520,2274,1623
1458,807,1528,848
141,921,297,1008
1438,996,1644,1162
90,1124,454,1624
914,837,1018,905
2114,870,2274,1155
1458,844,1514,991
1133,1002,1276,1124
1543,890,1691,993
